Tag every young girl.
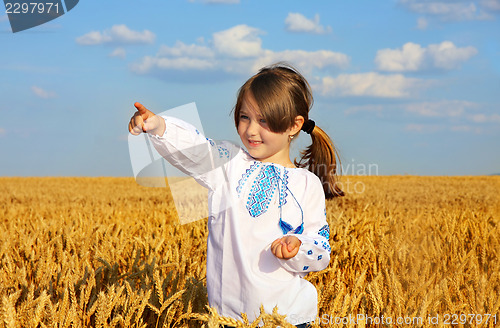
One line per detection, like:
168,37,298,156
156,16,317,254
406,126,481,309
128,63,343,327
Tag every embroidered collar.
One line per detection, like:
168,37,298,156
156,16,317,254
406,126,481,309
236,162,304,234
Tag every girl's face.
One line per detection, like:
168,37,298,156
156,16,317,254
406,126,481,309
237,93,296,167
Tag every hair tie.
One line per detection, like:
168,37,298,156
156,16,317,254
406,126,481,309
301,119,315,134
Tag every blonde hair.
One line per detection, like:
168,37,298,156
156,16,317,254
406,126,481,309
234,62,344,198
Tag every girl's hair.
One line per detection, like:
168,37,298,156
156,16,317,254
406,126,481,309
234,62,344,198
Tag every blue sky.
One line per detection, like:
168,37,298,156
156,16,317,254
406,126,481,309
1,0,499,176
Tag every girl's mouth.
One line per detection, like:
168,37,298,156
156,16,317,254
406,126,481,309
248,140,262,147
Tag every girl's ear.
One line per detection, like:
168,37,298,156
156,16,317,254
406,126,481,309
289,115,305,136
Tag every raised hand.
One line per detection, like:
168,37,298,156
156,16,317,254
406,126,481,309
271,235,301,259
128,102,165,136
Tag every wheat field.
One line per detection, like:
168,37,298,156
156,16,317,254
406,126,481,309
0,176,499,327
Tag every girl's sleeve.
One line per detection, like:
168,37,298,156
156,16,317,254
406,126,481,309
147,116,237,191
277,176,331,276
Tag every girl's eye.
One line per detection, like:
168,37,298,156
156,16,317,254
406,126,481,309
240,115,249,120
259,119,267,124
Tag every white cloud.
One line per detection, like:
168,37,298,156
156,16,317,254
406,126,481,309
158,41,214,58
416,16,429,29
470,113,488,123
131,24,349,77
469,113,500,123
375,42,426,72
131,40,216,73
450,125,480,133
481,0,500,11
405,100,479,118
375,41,477,72
109,47,126,59
252,49,350,74
405,123,443,133
427,41,478,70
315,72,424,98
31,86,56,99
76,24,155,45
0,15,8,22
406,123,484,134
347,100,498,133
285,13,332,34
132,56,216,73
399,0,494,21
213,25,264,58
354,100,480,117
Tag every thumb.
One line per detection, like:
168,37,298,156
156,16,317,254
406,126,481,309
287,237,301,252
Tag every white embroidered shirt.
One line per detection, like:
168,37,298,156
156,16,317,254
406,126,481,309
149,116,331,325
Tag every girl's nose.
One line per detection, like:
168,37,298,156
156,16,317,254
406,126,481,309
246,120,259,136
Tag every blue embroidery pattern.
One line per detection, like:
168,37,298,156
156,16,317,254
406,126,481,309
238,164,290,218
318,225,330,240
278,218,303,235
206,138,215,146
307,250,313,255
320,240,331,253
236,163,301,234
279,169,289,207
236,162,260,196
246,165,280,217
303,266,309,271
205,138,229,158
217,145,229,159
317,255,323,260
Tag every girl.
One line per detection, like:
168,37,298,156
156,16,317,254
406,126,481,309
128,63,343,327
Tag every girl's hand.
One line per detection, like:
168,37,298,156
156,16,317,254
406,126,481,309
271,236,301,259
128,102,166,136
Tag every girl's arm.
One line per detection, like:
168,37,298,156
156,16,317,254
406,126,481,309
273,177,331,276
128,102,235,190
